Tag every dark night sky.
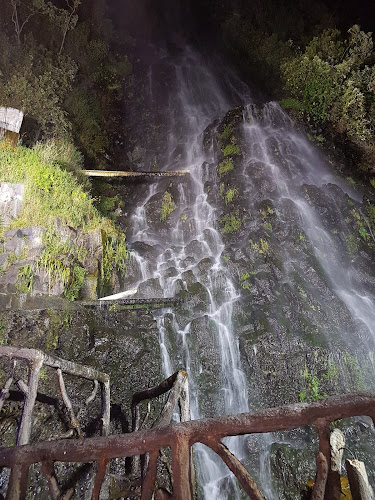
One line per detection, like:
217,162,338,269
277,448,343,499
107,0,375,44
321,0,375,30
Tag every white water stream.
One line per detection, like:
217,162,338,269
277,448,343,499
127,47,254,497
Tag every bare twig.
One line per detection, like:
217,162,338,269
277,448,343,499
77,379,99,420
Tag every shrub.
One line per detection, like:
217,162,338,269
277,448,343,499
282,25,375,144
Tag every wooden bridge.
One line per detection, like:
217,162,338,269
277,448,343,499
82,170,190,178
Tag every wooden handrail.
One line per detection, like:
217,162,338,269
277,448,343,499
1,392,374,499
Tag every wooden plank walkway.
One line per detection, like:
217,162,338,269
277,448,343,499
81,297,180,310
82,170,190,178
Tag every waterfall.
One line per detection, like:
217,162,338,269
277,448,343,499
123,45,375,498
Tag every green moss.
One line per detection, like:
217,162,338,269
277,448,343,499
218,158,234,177
221,124,233,141
160,191,175,222
280,97,304,111
222,143,241,157
220,212,243,234
45,310,62,351
342,353,367,391
224,187,238,204
240,272,251,290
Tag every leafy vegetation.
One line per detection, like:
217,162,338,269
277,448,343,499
250,238,270,255
277,24,375,172
16,264,34,293
220,124,233,141
0,140,128,299
219,3,375,175
0,141,105,231
224,187,238,204
282,26,374,144
0,0,131,165
239,272,252,290
101,235,129,287
299,367,327,403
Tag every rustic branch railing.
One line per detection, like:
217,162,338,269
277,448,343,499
131,369,191,496
0,346,110,445
1,392,374,499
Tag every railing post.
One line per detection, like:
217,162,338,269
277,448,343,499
17,353,44,445
5,461,29,500
172,431,192,500
101,379,111,437
141,450,159,500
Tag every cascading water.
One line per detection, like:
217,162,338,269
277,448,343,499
241,102,375,355
126,47,256,497
123,45,375,498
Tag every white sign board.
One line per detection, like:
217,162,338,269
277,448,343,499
0,107,24,133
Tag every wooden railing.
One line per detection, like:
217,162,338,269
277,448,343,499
0,346,110,445
0,346,110,500
0,388,374,499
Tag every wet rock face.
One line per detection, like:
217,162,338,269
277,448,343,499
0,226,48,294
0,302,164,498
0,304,162,444
208,102,375,495
211,103,375,400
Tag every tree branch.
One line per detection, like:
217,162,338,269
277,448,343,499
205,439,265,500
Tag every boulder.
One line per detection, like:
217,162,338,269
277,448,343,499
0,182,24,226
